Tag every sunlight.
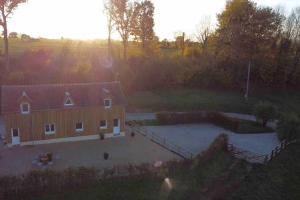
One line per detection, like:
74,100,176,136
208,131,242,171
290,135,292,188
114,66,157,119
10,0,108,40
7,0,299,40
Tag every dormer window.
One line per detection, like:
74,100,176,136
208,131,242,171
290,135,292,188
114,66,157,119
64,92,74,106
20,102,30,114
104,99,112,109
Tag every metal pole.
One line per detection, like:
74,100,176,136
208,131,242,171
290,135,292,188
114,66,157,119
245,60,251,100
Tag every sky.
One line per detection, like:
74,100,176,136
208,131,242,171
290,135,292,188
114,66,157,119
8,0,300,40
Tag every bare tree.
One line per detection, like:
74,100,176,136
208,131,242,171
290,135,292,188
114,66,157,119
104,0,114,56
195,16,213,52
285,7,300,42
109,0,136,60
0,0,27,72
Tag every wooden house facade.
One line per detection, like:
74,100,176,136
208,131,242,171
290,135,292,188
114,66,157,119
0,82,126,147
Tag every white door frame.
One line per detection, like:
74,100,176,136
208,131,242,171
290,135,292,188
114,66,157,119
11,128,20,145
113,119,120,135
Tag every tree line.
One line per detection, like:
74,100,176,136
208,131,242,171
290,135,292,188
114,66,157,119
0,0,300,93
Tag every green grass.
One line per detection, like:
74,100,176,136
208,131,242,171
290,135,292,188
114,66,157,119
229,142,300,200
127,88,300,115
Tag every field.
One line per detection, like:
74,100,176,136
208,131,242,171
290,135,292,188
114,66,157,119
127,88,300,115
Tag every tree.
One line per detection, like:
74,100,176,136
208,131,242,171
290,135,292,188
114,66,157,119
104,0,114,55
109,0,136,60
195,16,213,53
0,0,27,72
21,33,30,41
131,0,155,52
277,113,300,141
216,0,282,85
8,31,17,38
253,101,277,127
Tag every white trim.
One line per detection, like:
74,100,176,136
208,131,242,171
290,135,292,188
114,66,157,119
45,123,56,135
11,128,20,145
64,96,74,106
20,103,30,114
104,99,112,109
75,122,84,132
6,132,126,147
100,120,108,129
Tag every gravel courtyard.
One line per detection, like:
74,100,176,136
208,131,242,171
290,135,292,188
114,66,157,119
0,133,180,176
144,123,279,156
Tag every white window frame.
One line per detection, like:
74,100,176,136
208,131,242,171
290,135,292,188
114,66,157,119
64,96,74,107
75,122,84,132
20,102,30,114
45,123,56,135
104,99,112,109
100,120,108,129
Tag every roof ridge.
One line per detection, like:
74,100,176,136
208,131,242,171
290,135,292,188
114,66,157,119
1,81,120,88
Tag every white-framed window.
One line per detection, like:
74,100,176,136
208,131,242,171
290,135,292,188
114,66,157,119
100,120,107,129
45,124,55,135
75,122,84,132
104,99,112,109
64,96,74,106
20,102,30,114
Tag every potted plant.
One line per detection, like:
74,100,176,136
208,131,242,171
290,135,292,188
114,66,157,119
46,152,53,162
104,152,109,160
100,133,105,140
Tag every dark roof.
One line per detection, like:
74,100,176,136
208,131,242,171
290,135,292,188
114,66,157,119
1,82,126,114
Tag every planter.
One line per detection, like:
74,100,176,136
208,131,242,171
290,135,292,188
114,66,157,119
100,133,105,140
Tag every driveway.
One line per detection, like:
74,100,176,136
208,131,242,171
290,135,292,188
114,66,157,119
144,124,279,156
0,133,180,176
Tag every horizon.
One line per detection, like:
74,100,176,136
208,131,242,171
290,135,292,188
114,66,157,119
8,0,300,41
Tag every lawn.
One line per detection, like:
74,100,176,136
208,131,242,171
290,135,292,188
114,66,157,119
228,141,300,200
127,88,300,115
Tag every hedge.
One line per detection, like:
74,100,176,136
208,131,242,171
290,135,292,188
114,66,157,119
156,112,271,133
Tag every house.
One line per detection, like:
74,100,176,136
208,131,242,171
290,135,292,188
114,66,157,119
0,82,126,147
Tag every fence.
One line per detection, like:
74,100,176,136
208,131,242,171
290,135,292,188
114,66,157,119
263,139,297,163
128,122,194,159
228,139,298,164
227,144,266,164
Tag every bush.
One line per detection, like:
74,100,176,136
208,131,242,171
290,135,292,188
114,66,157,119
156,112,239,131
253,101,277,127
277,113,300,141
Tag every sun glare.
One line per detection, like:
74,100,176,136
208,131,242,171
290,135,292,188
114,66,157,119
8,0,300,40
10,0,107,40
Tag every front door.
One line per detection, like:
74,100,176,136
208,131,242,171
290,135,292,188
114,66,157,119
11,128,20,145
113,119,120,135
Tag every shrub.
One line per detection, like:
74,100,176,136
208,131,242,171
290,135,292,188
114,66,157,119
277,113,300,141
253,101,277,127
